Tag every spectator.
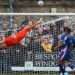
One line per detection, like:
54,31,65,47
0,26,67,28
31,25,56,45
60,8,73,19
3,24,12,37
41,36,53,53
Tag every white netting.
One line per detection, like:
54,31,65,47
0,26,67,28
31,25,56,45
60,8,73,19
0,15,74,75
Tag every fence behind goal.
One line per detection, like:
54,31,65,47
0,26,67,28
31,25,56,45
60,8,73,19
0,15,75,75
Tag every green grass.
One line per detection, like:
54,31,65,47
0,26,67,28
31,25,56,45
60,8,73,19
0,72,74,75
0,72,58,75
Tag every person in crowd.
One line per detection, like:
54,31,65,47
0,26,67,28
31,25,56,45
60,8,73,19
41,35,53,53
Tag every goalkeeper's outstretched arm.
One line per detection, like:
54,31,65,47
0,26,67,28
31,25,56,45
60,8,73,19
0,20,41,48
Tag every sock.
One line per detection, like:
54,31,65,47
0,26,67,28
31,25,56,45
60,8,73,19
64,72,69,75
59,64,65,75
